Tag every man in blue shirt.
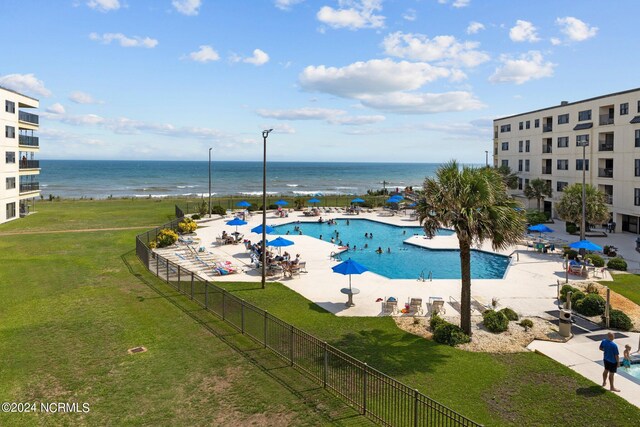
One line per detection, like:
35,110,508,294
599,332,620,392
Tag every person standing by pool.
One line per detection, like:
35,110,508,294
600,332,620,392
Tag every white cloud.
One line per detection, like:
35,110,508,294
317,0,385,30
550,37,561,46
489,51,555,85
382,32,490,68
46,103,66,114
452,0,469,8
69,91,103,104
243,49,270,66
86,0,120,12
300,59,451,98
270,123,296,134
328,115,385,125
172,0,202,16
0,73,52,97
402,8,416,21
89,32,158,48
509,20,540,42
466,21,485,34
186,45,220,63
257,107,345,120
275,0,304,10
556,17,598,42
358,91,484,114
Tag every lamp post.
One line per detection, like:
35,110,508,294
261,129,273,289
485,150,489,167
578,138,589,242
208,147,212,218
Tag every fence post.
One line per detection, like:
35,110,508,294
205,282,208,308
241,301,245,334
156,253,159,277
190,275,194,300
413,389,419,427
263,311,268,348
222,291,226,321
177,265,181,285
165,259,169,283
323,342,328,389
290,325,295,366
362,363,368,415
190,272,194,295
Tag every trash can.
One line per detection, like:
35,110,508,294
559,309,572,337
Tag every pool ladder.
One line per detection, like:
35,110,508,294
418,269,433,282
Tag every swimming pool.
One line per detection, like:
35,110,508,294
274,218,510,279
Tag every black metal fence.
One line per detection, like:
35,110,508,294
135,214,482,427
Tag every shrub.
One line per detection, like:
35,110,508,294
563,248,578,260
566,222,578,234
210,205,226,216
499,307,519,321
584,254,605,267
574,293,606,316
429,314,447,331
156,229,178,248
560,285,579,302
433,323,471,346
608,309,633,331
197,200,208,216
178,217,197,234
526,210,547,226
191,214,201,220
268,204,280,210
607,257,627,271
585,282,600,294
519,319,534,331
482,310,509,333
570,291,586,305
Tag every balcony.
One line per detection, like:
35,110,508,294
599,114,614,126
542,145,553,154
543,124,553,132
19,135,39,147
603,193,613,204
598,140,614,151
19,182,40,193
541,166,552,175
19,160,40,169
18,111,39,125
598,168,613,178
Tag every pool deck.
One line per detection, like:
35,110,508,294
179,209,640,408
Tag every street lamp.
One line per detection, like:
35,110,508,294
208,147,212,218
578,137,589,241
485,150,489,167
261,129,273,289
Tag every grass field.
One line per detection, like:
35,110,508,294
1,199,639,426
605,272,640,306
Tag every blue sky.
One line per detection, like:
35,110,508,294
1,0,638,163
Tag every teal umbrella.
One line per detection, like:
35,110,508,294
351,198,365,203
237,200,251,208
332,258,369,291
275,199,288,206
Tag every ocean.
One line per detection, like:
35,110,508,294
38,160,459,199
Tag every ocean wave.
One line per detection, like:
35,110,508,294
177,185,198,189
291,190,356,196
334,186,358,190
286,184,300,187
240,191,279,196
133,194,170,198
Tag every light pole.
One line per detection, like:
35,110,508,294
485,150,489,167
578,138,589,241
261,129,273,289
208,147,212,218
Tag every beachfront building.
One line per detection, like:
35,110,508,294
493,88,640,234
0,86,40,224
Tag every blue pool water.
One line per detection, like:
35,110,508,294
274,219,510,279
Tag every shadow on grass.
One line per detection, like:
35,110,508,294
576,386,607,397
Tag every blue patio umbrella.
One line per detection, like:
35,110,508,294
391,195,404,201
569,240,603,251
332,258,369,291
226,217,247,235
275,199,288,206
407,202,417,208
237,200,251,208
528,224,554,233
351,198,365,204
251,224,275,234
308,197,321,204
386,197,401,204
267,236,294,247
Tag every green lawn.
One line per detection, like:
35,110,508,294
604,272,640,305
2,199,639,426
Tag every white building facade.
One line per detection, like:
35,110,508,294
0,87,40,224
493,88,640,234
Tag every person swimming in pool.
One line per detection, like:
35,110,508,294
375,247,383,254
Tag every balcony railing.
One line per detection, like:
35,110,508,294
18,111,39,125
542,145,553,154
598,141,614,151
598,168,613,178
603,194,613,204
543,124,553,132
19,182,40,193
19,135,39,147
541,166,552,175
599,115,614,126
19,160,40,169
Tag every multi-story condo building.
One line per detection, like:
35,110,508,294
0,86,40,224
493,87,640,234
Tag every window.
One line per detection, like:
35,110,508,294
6,202,15,219
578,110,592,121
500,124,511,133
534,119,540,128
501,160,509,167
636,189,640,206
558,113,569,124
576,134,589,146
524,178,530,188
5,151,15,164
518,159,523,172
519,122,523,130
518,178,523,190
525,140,530,152
526,120,530,129
5,100,15,113
620,102,629,115
576,159,590,171
5,177,15,190
518,140,523,152
636,129,640,147
557,181,568,192
557,159,569,170
638,100,640,113
557,136,569,148
524,159,530,172
635,159,640,177
5,126,15,138
501,142,509,151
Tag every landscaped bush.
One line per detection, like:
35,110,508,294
574,293,606,316
608,309,633,331
519,319,534,331
429,314,447,331
433,323,471,346
191,214,201,220
499,307,519,321
560,285,580,302
607,257,627,271
178,217,197,234
570,291,586,305
210,205,226,216
526,210,547,226
563,248,578,260
566,222,578,234
482,310,509,333
584,254,605,267
268,204,280,210
156,229,178,248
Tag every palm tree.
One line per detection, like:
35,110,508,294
495,165,518,190
524,178,552,212
416,161,525,336
556,183,609,229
